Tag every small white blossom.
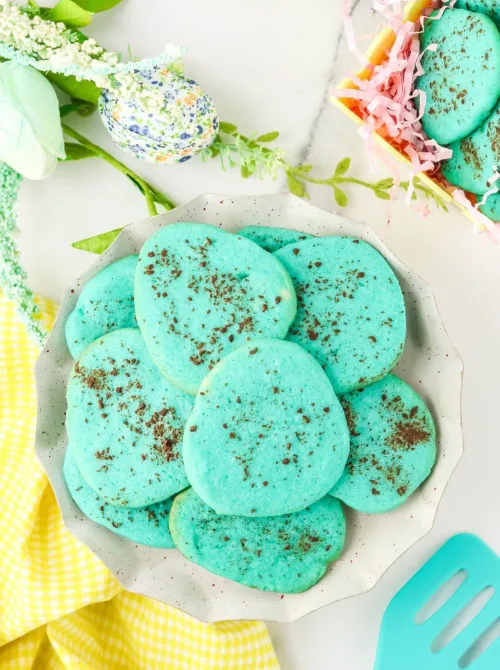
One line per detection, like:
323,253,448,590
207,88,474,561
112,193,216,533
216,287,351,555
0,4,184,113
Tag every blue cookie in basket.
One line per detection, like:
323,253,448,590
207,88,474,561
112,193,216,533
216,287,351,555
416,8,500,146
442,99,500,194
275,236,406,394
169,488,346,593
455,0,500,26
238,225,313,253
64,444,174,548
66,328,193,508
442,98,500,195
330,375,437,514
65,255,138,359
479,191,500,220
183,338,349,517
134,222,297,395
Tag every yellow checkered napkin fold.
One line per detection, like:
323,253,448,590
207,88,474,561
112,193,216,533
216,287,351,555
0,294,279,669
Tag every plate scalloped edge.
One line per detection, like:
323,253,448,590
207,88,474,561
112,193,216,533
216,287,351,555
34,193,464,623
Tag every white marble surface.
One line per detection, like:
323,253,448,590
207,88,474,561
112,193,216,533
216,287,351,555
17,1,500,668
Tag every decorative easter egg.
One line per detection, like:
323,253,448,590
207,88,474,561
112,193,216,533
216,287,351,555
99,68,218,164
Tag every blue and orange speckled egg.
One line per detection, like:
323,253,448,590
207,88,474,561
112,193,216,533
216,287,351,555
99,68,218,164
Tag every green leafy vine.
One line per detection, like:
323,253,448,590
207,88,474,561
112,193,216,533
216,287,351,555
61,120,176,216
74,127,449,254
203,124,449,212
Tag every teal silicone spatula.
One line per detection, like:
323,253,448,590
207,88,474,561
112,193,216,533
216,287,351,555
375,534,500,670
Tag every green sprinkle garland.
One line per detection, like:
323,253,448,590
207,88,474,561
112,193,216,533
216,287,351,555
0,163,47,347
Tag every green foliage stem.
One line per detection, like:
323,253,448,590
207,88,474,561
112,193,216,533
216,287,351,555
61,122,176,216
211,124,449,212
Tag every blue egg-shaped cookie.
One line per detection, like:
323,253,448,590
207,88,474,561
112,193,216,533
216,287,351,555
275,236,406,394
330,375,436,514
169,488,346,593
455,0,500,27
65,255,138,359
64,445,174,548
442,101,500,194
135,223,297,395
183,339,350,517
66,328,193,507
239,225,313,253
416,8,500,146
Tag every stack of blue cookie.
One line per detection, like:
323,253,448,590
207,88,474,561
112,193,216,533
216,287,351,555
417,3,500,219
64,222,436,593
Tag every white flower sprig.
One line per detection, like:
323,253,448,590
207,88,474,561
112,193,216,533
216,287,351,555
0,4,185,111
0,162,47,346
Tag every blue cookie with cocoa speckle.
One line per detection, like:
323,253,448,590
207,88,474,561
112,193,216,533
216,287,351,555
330,375,436,514
442,99,500,194
64,445,174,548
455,0,500,27
416,8,500,146
135,223,296,395
275,236,406,394
169,488,346,593
479,191,500,219
239,225,313,253
65,255,138,359
183,338,350,517
66,328,193,507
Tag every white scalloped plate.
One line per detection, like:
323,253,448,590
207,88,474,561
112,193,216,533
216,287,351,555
35,193,463,623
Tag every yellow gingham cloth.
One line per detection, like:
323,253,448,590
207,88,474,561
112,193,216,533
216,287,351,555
0,294,279,669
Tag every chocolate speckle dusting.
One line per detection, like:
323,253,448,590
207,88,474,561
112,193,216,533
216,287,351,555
135,223,296,393
67,330,193,507
332,376,436,513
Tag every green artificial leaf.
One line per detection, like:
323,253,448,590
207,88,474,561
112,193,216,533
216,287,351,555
69,27,89,44
219,122,238,135
374,189,391,200
126,174,146,195
240,165,251,179
72,0,124,11
334,157,351,176
171,59,184,76
333,187,348,207
296,164,313,173
72,227,123,253
375,177,394,190
205,136,222,158
46,72,101,104
48,0,93,28
255,131,279,143
63,142,96,160
24,1,41,16
60,100,97,118
73,98,98,116
59,103,79,118
287,174,306,198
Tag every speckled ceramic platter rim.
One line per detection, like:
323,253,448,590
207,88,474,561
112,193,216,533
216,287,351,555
35,193,463,623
